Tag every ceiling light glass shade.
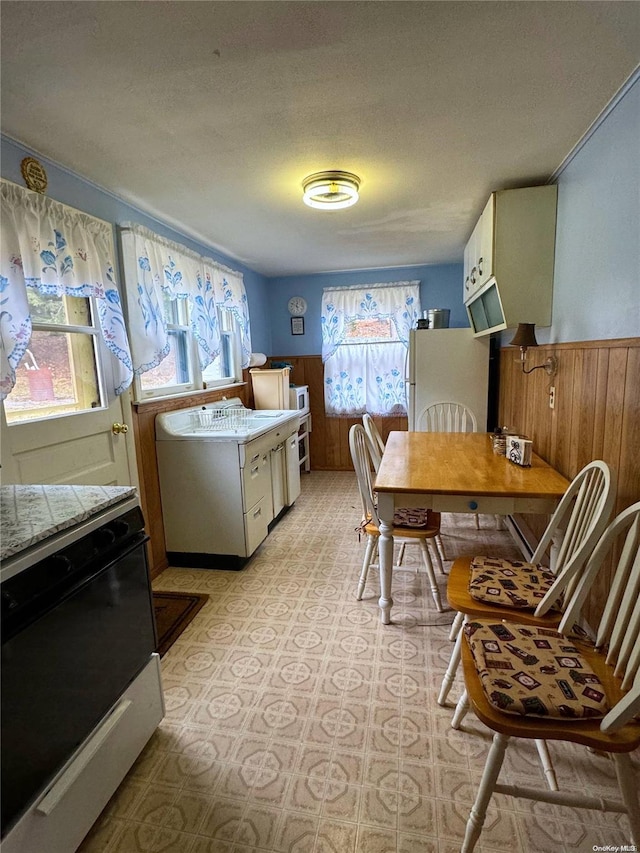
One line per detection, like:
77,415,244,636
302,171,360,210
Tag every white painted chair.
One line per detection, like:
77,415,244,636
439,460,616,703
439,459,616,791
349,423,445,612
457,501,640,852
416,401,478,433
362,413,385,471
362,413,446,564
416,401,481,533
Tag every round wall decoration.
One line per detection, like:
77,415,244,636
20,157,48,194
287,296,307,316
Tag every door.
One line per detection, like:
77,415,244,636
1,393,137,486
1,285,138,488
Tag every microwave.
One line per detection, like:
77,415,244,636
289,384,309,415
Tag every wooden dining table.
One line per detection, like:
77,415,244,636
374,431,570,624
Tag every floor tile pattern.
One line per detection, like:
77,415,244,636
79,471,637,853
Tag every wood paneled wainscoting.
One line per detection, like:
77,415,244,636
269,355,408,470
131,381,251,579
499,337,640,626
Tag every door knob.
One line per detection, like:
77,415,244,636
112,422,129,435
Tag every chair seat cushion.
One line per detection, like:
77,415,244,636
463,620,610,720
393,508,441,530
468,556,559,610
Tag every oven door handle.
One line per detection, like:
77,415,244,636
35,698,133,816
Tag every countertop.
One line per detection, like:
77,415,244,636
1,484,138,561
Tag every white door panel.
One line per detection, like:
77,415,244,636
1,392,137,487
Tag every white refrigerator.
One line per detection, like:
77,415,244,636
406,328,490,431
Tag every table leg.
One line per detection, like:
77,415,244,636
377,493,394,624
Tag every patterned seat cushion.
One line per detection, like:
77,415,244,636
468,556,559,610
464,620,609,719
393,508,440,530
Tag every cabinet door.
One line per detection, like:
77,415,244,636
285,433,301,504
270,444,286,517
463,237,473,302
467,220,483,299
476,194,495,288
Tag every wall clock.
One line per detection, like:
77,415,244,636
288,296,307,316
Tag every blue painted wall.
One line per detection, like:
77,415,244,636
0,136,273,355
540,75,640,344
268,264,466,356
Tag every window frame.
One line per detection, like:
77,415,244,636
3,291,112,426
132,300,243,402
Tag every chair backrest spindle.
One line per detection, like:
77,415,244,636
349,424,380,528
416,402,478,434
559,503,640,691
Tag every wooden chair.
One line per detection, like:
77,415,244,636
438,459,615,790
362,413,385,471
362,413,446,563
439,460,615,701
416,401,478,433
416,401,481,532
457,501,640,852
349,423,445,611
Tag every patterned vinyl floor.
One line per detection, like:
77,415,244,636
79,471,637,853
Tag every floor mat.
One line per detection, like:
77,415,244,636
152,590,208,657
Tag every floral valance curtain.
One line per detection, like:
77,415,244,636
205,261,252,369
120,223,220,375
0,180,133,400
321,281,420,416
120,224,252,376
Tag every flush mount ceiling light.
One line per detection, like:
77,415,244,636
302,171,360,210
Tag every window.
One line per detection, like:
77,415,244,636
321,283,420,417
4,290,105,424
1,179,134,410
133,300,242,400
202,308,241,387
120,223,250,402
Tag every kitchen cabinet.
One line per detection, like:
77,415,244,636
156,409,300,567
463,197,494,300
463,186,557,336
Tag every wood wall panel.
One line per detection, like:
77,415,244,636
499,337,639,626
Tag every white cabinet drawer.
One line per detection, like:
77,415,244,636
242,449,271,512
244,495,270,557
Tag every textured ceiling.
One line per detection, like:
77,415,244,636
2,2,639,276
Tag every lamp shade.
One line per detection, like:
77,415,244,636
508,323,539,349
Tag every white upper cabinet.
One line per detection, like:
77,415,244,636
463,195,495,300
463,186,557,336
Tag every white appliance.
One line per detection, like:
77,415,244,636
1,494,163,853
289,384,310,415
156,398,300,568
406,328,490,431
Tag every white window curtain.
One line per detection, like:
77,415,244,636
321,281,420,416
0,180,133,400
204,260,252,369
120,223,221,376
